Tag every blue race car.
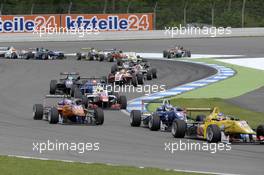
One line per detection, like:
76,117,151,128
35,48,65,60
130,99,187,131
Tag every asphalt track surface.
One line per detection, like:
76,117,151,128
0,37,263,175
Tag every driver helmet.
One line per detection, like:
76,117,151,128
63,99,72,105
120,69,126,74
67,76,74,80
92,80,97,85
217,112,225,120
164,104,173,111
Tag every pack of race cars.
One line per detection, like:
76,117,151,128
0,46,65,60
24,45,263,144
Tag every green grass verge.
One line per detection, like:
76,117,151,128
176,58,264,99
148,98,264,128
0,156,204,175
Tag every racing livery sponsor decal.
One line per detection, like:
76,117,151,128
61,13,153,31
0,15,60,33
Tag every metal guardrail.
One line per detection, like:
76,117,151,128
0,28,263,42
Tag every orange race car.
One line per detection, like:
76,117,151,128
33,95,104,125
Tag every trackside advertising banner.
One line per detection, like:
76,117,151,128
0,15,60,33
0,13,153,33
61,13,153,31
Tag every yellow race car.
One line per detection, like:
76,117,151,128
171,107,264,143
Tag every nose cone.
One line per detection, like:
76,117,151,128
230,121,256,134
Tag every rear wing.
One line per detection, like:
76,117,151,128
141,98,171,113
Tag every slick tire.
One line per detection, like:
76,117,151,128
49,80,57,94
256,124,264,137
146,70,152,80
94,108,104,125
171,119,186,138
118,95,127,109
137,74,144,85
148,114,160,131
131,75,138,87
130,110,141,127
33,104,43,120
49,107,59,124
206,124,221,143
111,64,118,74
151,68,157,79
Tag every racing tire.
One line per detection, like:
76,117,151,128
112,92,119,99
196,115,206,122
101,76,108,84
74,87,82,99
88,53,93,60
70,84,77,97
186,50,191,57
117,60,123,66
11,52,18,59
167,53,171,59
49,80,57,94
148,114,160,131
131,75,138,87
82,96,88,108
94,108,104,125
33,104,43,120
107,55,114,62
256,124,264,137
163,50,168,58
171,119,186,138
137,74,144,85
146,70,152,80
76,53,82,60
206,124,221,143
111,64,118,74
49,107,59,124
130,110,141,127
99,54,105,61
118,95,127,109
151,68,157,79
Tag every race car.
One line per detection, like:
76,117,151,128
114,60,158,80
76,48,126,62
108,68,142,87
0,47,65,60
74,81,127,110
33,95,104,125
0,46,34,59
49,72,83,96
130,99,187,131
171,107,264,144
76,48,105,61
163,46,191,58
34,48,65,60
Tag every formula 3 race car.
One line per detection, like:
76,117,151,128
33,95,104,125
73,80,127,110
108,68,141,87
163,46,191,58
34,48,65,60
171,107,264,144
130,99,187,131
49,72,83,96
